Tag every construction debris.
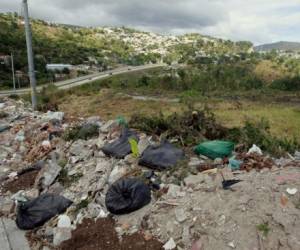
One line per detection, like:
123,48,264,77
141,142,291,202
0,97,300,250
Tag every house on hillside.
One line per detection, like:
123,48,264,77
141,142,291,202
0,54,10,66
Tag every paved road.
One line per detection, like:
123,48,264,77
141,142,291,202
0,64,165,97
0,218,31,250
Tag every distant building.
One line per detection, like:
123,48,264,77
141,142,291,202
46,64,73,71
0,54,10,66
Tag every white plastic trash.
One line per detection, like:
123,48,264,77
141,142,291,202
247,144,263,155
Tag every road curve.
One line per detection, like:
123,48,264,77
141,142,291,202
0,64,165,97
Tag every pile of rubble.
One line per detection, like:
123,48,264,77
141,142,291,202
0,97,300,250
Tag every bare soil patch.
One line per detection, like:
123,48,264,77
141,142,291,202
60,218,163,250
2,170,39,193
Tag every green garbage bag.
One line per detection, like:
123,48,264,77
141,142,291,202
194,140,234,159
116,116,127,127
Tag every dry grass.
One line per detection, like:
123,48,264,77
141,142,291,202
59,89,183,121
58,88,300,142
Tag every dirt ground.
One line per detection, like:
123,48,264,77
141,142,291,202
60,218,164,250
1,170,40,193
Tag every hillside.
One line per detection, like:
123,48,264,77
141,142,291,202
255,41,300,52
0,12,253,88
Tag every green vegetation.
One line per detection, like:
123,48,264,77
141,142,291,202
257,223,270,237
58,167,83,187
129,108,300,156
63,124,99,141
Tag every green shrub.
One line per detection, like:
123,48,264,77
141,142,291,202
271,76,300,91
63,124,99,141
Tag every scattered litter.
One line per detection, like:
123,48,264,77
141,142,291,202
163,237,176,250
229,156,243,170
286,188,298,195
129,138,139,157
11,190,28,203
222,179,242,190
8,171,18,179
201,168,218,174
237,153,274,171
194,140,234,159
139,141,184,170
16,194,72,230
102,128,139,159
105,178,151,215
280,193,288,206
247,144,262,155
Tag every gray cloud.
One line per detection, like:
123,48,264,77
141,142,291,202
0,0,299,44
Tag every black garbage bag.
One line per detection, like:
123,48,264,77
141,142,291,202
16,194,72,230
102,128,139,159
139,141,184,170
105,178,151,215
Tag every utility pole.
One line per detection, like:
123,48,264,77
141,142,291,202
22,0,37,110
11,52,16,92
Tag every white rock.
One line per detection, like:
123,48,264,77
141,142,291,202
95,159,111,173
163,238,176,250
15,130,25,142
8,172,18,179
42,140,51,149
214,158,223,164
53,228,72,246
167,184,181,198
100,120,118,133
175,208,187,223
108,165,128,184
98,209,109,218
45,111,64,121
286,188,298,195
188,157,204,167
57,215,71,228
228,241,236,248
138,137,151,155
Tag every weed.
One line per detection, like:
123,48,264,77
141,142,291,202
58,167,83,187
227,118,300,156
63,124,99,141
75,199,89,212
129,107,226,146
257,223,270,237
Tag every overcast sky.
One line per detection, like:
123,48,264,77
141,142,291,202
1,0,300,45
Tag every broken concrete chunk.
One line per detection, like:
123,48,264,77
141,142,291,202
57,215,71,228
138,136,151,155
175,208,187,223
108,165,128,184
53,227,72,246
44,111,64,122
184,174,204,187
35,154,62,190
167,184,181,199
100,120,118,133
163,238,176,250
0,124,11,133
